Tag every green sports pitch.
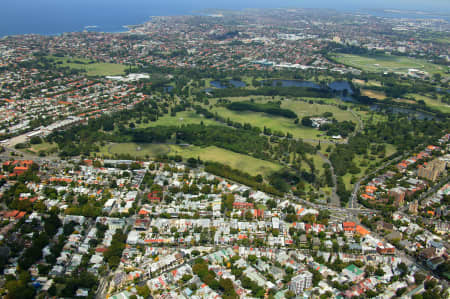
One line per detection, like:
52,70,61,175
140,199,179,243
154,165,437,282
333,53,448,76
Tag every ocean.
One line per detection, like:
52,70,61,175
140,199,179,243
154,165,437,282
1,0,449,37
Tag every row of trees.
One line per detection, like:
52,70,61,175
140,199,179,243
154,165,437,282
210,86,332,98
205,162,283,196
192,258,238,299
130,124,272,161
226,101,297,119
104,231,127,269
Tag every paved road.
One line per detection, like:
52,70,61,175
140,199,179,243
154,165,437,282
302,138,346,145
398,174,449,226
286,193,375,216
367,221,449,290
419,174,449,201
349,154,404,209
399,174,449,215
318,152,340,207
349,108,364,138
96,269,112,299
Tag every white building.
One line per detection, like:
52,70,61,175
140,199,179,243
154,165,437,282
289,271,313,295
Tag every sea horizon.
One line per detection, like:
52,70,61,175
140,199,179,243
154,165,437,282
1,0,449,37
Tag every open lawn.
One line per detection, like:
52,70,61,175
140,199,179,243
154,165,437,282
361,89,386,100
209,97,356,140
137,111,222,128
99,143,171,158
304,153,326,176
211,106,323,139
29,142,58,154
98,142,281,176
406,93,450,113
357,109,389,124
393,98,416,105
281,99,355,122
333,53,448,76
385,144,397,157
169,145,283,177
435,38,450,45
343,173,354,191
305,140,334,153
49,56,126,76
352,79,382,87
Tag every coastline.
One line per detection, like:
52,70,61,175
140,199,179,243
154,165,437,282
0,25,134,38
0,6,448,38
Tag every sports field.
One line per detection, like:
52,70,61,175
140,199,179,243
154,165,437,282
49,56,126,76
99,143,170,158
137,111,222,129
333,53,448,75
28,142,58,154
99,142,282,176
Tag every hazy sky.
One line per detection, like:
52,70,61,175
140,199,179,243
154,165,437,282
4,0,450,12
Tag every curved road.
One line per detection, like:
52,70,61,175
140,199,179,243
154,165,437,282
349,155,404,209
318,152,340,207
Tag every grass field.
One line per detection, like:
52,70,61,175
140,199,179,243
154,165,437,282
28,142,58,154
169,145,283,176
406,93,450,113
352,79,382,87
343,173,354,191
304,153,326,176
281,99,355,122
357,109,389,124
99,143,171,158
99,142,282,176
435,38,450,45
393,98,417,105
333,53,448,76
211,106,322,139
361,89,386,100
209,97,356,140
385,144,397,157
49,56,126,76
137,111,222,129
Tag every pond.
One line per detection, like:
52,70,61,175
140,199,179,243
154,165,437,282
210,80,246,88
163,86,174,93
328,81,354,94
260,80,321,89
340,96,358,103
327,81,356,102
436,87,450,94
370,105,435,120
